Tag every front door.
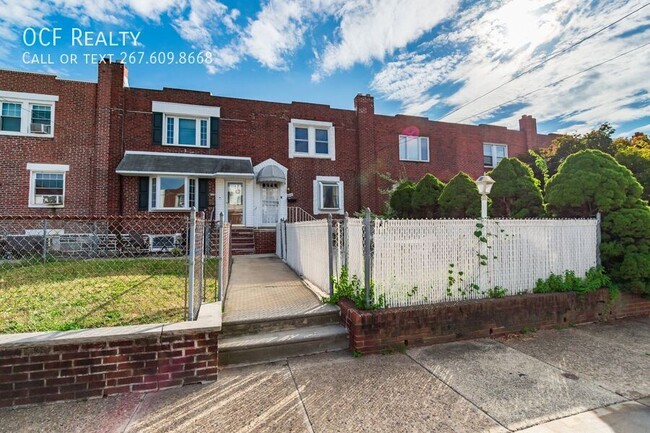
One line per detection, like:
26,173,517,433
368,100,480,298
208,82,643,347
226,182,244,225
261,183,280,224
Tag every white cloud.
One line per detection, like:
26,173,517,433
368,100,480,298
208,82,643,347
370,0,650,133
313,0,460,81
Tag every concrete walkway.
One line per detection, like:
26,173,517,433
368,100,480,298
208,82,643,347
2,317,649,432
222,255,335,324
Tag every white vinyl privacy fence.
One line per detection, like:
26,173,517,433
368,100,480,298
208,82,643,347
278,212,599,308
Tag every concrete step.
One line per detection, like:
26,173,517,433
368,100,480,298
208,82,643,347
219,324,349,367
232,248,256,255
221,306,341,336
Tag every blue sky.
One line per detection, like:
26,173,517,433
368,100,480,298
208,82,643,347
1,0,648,136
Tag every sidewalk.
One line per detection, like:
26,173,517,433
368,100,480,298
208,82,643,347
222,254,335,324
1,317,649,432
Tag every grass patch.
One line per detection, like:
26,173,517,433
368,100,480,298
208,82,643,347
0,257,217,333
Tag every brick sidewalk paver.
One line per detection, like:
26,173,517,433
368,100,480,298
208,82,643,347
223,255,335,323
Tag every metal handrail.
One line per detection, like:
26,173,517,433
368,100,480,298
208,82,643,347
287,207,316,223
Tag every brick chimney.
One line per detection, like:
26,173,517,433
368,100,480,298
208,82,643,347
94,60,127,216
355,94,377,212
519,114,538,150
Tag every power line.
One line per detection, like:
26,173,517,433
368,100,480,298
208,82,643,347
438,2,649,121
454,41,650,124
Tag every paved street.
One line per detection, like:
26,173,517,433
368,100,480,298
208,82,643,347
1,317,649,433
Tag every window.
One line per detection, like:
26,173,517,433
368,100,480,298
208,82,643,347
399,135,429,162
30,105,51,133
483,143,508,167
27,163,69,208
150,176,197,210
152,101,220,148
313,176,344,215
1,103,21,132
166,117,174,144
289,119,335,160
164,117,207,147
148,234,180,252
0,91,57,137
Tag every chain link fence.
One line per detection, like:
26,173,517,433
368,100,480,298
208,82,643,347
0,213,219,333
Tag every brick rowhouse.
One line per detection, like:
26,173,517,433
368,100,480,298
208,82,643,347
0,62,557,252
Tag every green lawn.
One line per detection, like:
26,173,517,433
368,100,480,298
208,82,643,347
0,257,217,334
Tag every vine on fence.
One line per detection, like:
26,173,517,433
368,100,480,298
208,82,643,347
445,219,511,300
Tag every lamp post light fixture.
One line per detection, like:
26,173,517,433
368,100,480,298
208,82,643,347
476,174,495,219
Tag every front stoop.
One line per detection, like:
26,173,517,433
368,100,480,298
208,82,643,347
219,307,349,366
231,228,256,255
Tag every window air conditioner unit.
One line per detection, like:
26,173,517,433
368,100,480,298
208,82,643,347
30,123,51,134
42,195,63,205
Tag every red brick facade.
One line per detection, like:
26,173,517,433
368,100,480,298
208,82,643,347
0,330,218,408
0,62,557,219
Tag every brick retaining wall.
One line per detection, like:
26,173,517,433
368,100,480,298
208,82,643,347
339,290,650,354
0,304,221,408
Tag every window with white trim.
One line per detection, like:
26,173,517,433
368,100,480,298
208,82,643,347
289,119,335,160
163,116,209,147
483,143,508,167
399,135,429,162
313,176,344,215
0,91,57,137
150,176,197,210
27,163,69,208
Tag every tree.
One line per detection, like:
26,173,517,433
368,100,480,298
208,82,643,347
541,123,616,175
613,133,650,202
389,180,416,218
487,158,545,218
601,205,650,295
517,150,549,191
545,150,643,217
411,174,445,218
545,149,649,294
438,172,481,218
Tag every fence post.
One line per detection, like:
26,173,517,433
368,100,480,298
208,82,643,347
217,212,224,302
279,219,285,260
596,212,602,266
343,212,349,269
363,208,372,309
327,213,334,297
42,219,48,263
188,207,197,321
283,219,288,263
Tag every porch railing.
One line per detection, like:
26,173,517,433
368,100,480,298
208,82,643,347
287,207,316,223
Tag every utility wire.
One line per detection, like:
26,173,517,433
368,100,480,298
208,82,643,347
438,2,649,121
454,41,650,124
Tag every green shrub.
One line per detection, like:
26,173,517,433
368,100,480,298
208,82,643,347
411,174,445,218
488,158,545,218
545,150,649,293
600,206,650,295
389,181,416,218
485,286,507,298
438,172,481,218
545,150,643,217
533,267,614,294
326,267,386,310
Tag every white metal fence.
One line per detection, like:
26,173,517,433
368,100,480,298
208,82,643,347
278,213,599,308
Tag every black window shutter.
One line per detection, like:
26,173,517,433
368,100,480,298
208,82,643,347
138,177,149,211
210,117,220,148
198,179,208,211
152,112,163,145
